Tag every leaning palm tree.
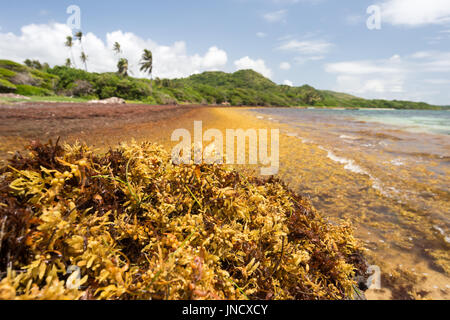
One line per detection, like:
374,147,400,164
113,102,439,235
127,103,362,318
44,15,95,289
117,58,129,77
75,31,88,71
80,52,88,72
113,42,121,56
65,36,77,68
140,49,153,91
139,49,153,77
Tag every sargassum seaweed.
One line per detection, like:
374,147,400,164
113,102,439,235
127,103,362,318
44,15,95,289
0,140,367,300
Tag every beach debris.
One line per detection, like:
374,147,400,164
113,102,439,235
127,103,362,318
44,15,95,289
0,140,367,300
89,97,126,104
0,94,31,100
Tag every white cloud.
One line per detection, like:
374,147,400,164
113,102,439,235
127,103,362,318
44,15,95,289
199,46,228,69
262,10,287,23
324,52,450,102
324,61,402,75
325,57,406,96
0,22,228,79
410,51,433,59
280,62,291,70
294,55,325,64
278,38,332,65
256,32,267,38
408,50,450,72
283,80,293,86
277,39,332,55
234,56,273,78
380,0,450,26
335,76,404,95
424,78,450,85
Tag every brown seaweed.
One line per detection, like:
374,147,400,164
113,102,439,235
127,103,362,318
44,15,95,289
0,140,367,300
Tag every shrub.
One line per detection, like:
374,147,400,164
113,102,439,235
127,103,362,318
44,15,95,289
69,80,94,97
117,78,151,100
0,78,17,93
0,60,28,73
30,69,59,90
99,86,117,99
0,68,17,79
0,60,59,92
48,66,95,91
153,91,177,105
230,95,243,106
15,84,53,96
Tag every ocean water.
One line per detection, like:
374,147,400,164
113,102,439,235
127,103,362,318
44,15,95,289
345,109,450,135
250,108,449,192
254,108,450,135
251,108,450,163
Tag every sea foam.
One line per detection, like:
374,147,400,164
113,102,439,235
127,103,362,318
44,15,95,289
322,148,368,175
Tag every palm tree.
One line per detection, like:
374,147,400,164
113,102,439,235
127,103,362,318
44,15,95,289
65,58,72,68
75,31,83,43
75,31,88,71
65,36,77,68
140,49,153,91
117,58,129,77
80,52,88,72
139,49,153,77
113,42,121,56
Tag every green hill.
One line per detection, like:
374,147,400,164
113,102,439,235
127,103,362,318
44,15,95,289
0,59,444,109
0,60,58,96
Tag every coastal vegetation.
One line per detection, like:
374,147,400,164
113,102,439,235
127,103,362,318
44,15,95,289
0,58,445,109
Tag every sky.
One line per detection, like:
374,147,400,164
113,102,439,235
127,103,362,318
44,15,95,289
0,0,450,105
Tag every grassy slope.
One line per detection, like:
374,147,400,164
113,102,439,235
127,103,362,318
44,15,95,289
0,59,445,109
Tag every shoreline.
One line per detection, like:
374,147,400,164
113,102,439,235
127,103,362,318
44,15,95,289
1,96,448,111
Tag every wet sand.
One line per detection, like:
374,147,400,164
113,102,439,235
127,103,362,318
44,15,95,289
0,102,448,300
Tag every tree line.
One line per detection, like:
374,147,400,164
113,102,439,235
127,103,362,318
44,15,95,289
63,32,153,82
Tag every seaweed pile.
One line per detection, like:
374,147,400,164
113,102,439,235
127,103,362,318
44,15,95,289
0,140,367,300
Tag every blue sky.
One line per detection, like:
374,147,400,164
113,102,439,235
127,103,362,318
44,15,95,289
1,0,450,104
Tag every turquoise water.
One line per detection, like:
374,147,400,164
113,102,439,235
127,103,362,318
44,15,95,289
349,109,450,135
253,108,450,135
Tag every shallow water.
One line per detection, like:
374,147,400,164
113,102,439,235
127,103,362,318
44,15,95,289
271,108,450,135
247,108,450,299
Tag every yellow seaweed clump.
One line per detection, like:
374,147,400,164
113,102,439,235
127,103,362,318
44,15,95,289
0,140,367,300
